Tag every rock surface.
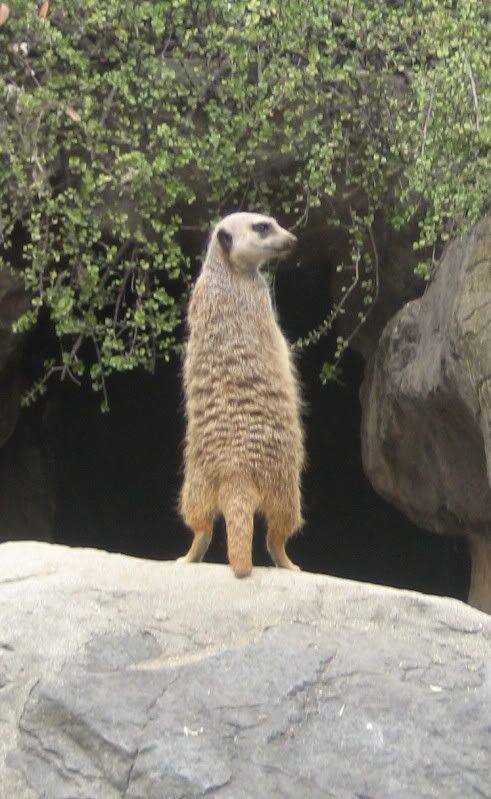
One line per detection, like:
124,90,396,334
361,214,491,612
0,542,490,799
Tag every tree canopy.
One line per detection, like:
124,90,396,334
1,0,489,406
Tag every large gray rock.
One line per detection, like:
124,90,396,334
361,215,491,613
1,542,490,799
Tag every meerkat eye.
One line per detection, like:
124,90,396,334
252,222,272,235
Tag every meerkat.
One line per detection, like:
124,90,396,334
179,212,304,577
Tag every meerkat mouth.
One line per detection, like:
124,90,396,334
263,242,297,259
276,245,296,258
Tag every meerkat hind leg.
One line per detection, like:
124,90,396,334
178,527,213,563
267,540,301,571
266,523,301,572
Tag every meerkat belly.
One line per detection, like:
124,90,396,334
185,328,301,481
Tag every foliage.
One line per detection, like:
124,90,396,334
0,0,489,404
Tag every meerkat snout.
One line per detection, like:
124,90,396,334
278,231,297,255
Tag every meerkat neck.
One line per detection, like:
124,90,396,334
203,239,259,284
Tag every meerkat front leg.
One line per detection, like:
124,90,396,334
178,528,213,563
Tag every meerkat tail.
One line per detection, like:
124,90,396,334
219,481,258,578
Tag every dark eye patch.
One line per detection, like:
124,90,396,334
251,222,272,236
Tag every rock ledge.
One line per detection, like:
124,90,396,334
1,542,490,799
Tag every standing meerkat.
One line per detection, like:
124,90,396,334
179,212,304,577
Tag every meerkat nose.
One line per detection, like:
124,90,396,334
286,232,298,249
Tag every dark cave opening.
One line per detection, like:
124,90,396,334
50,341,469,600
45,243,470,602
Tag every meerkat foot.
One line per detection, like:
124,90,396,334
178,528,212,563
267,540,301,571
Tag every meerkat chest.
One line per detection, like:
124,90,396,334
187,282,294,397
190,276,278,347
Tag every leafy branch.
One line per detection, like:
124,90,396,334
0,0,489,405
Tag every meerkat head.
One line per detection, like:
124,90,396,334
213,212,297,273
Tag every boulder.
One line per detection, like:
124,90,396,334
361,215,491,613
1,542,490,799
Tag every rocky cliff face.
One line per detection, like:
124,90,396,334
361,215,491,612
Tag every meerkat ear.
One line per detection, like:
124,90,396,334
217,228,233,255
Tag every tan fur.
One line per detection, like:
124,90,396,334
179,212,304,577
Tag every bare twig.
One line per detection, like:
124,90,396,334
61,365,81,387
367,221,380,302
464,54,481,132
100,86,116,130
34,364,65,395
294,218,381,364
113,239,133,267
291,189,311,231
421,82,435,158
332,222,380,363
113,267,133,332
130,317,139,355
159,28,175,59
239,176,252,210
269,56,303,113
257,43,263,84
60,334,83,383
292,249,361,351
91,335,109,409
